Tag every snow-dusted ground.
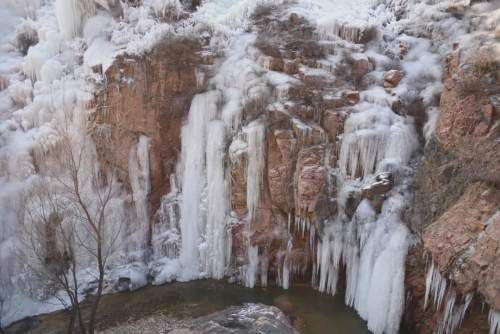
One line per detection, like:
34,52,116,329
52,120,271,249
0,0,498,333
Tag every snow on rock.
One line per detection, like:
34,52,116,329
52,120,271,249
287,0,378,43
109,262,149,292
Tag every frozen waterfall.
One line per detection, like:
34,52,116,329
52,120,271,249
179,91,221,279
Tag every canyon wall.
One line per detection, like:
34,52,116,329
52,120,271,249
406,22,500,333
83,1,500,333
1,0,499,333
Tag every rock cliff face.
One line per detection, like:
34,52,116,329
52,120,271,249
92,37,202,212
228,12,345,283
82,0,499,333
405,5,500,331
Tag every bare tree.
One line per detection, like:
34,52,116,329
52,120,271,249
20,128,122,334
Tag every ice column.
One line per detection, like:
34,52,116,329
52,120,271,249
128,135,151,254
179,91,219,279
245,246,259,288
203,120,229,279
55,0,85,39
244,121,265,221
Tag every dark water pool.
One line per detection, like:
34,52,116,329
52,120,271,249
16,280,371,334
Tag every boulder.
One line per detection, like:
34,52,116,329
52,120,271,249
383,70,404,88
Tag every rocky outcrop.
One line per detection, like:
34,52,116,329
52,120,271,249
424,184,500,304
267,129,297,213
294,146,328,219
92,2,500,331
437,46,499,147
407,15,500,331
179,303,297,334
92,37,203,212
383,70,403,89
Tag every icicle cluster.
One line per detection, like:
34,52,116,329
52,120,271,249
424,262,475,334
314,197,411,334
338,105,418,179
490,309,500,334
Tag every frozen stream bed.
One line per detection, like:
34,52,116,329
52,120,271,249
6,280,382,334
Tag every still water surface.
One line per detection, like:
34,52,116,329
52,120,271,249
16,280,372,334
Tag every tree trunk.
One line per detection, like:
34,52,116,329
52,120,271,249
67,308,75,334
87,241,104,334
87,274,103,334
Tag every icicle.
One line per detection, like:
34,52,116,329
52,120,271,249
438,292,457,334
203,120,228,279
245,245,259,288
424,262,448,310
344,218,359,307
317,222,343,295
128,135,151,254
282,239,293,289
489,309,500,334
338,106,418,179
260,255,268,287
244,121,265,221
436,292,473,334
309,223,316,251
287,212,292,233
317,234,331,293
55,0,94,39
195,68,205,89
